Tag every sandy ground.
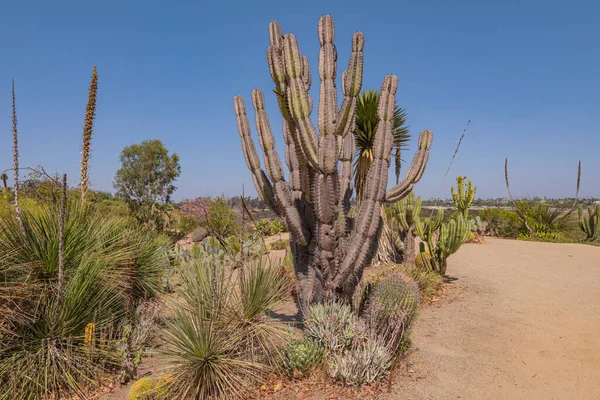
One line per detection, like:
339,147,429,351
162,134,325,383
391,238,600,400
100,238,600,399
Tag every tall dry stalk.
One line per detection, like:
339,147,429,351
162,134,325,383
11,79,22,226
428,120,471,218
80,66,98,203
56,174,67,317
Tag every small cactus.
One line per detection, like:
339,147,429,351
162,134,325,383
416,215,470,276
280,338,324,376
361,273,421,353
469,215,489,236
304,300,354,352
578,205,599,242
451,176,476,218
328,338,393,386
128,377,154,400
389,191,422,264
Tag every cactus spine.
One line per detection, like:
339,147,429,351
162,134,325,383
416,214,469,276
578,205,599,242
390,191,422,264
234,16,433,310
451,176,476,218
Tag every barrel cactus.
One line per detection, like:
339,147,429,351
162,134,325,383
360,273,421,353
233,15,433,311
280,338,324,376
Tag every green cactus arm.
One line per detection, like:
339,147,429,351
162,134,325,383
385,130,433,203
335,32,364,138
579,205,600,241
333,75,398,289
317,15,337,140
282,33,320,170
451,176,476,218
234,96,280,213
431,208,444,231
251,89,310,245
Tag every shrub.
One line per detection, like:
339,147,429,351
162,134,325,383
478,207,522,238
0,202,171,398
328,338,393,386
162,258,291,399
269,239,289,251
403,264,442,302
304,301,354,353
280,338,324,377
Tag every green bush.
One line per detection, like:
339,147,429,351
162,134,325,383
478,207,523,238
0,202,171,399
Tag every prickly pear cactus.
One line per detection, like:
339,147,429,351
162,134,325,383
280,338,324,376
233,15,433,311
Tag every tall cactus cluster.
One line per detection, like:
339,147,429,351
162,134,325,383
578,205,599,242
451,175,476,218
389,191,422,264
234,15,433,310
416,214,470,276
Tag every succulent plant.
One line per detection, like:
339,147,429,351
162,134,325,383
578,205,599,242
280,338,324,376
233,15,433,310
304,300,354,353
416,215,470,276
328,338,393,386
469,215,489,236
389,191,422,264
360,274,421,353
451,176,476,218
128,377,154,400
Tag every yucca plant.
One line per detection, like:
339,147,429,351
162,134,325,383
354,89,411,265
0,201,171,399
163,257,291,398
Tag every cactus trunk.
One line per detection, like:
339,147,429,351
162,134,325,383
234,16,432,311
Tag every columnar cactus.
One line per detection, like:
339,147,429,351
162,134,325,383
416,214,470,276
451,176,476,218
390,191,422,264
578,205,599,242
233,15,433,310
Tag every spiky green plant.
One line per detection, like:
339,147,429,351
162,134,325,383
80,66,98,203
361,274,421,354
234,15,433,310
578,205,599,242
389,191,422,264
304,300,355,353
415,214,470,276
280,338,324,376
163,256,291,398
0,202,171,399
450,176,476,218
328,338,393,386
354,89,410,198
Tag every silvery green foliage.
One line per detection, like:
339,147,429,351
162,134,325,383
469,215,489,236
304,301,354,353
328,338,393,386
280,338,324,376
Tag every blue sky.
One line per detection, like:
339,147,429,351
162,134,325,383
1,0,598,201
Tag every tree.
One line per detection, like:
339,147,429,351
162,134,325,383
0,173,8,189
354,89,411,264
114,139,181,230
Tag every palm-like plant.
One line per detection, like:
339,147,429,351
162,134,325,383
354,89,410,264
354,89,410,198
0,173,7,189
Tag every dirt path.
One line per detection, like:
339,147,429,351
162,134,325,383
392,238,600,400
